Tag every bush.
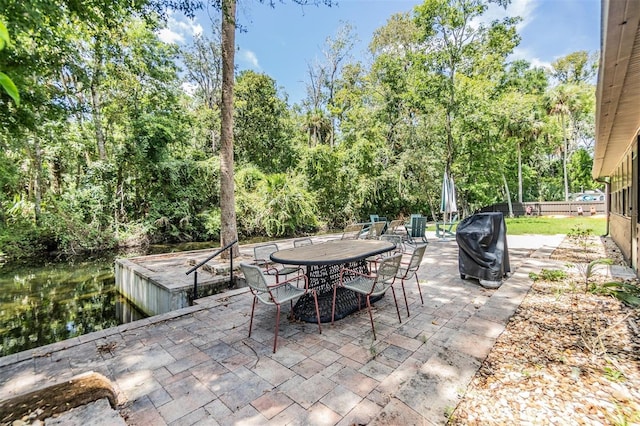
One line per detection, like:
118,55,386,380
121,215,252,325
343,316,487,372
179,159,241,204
236,167,319,237
0,222,47,262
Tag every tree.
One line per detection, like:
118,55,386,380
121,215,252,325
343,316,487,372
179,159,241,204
219,0,238,258
181,29,223,153
302,22,357,147
546,82,594,201
550,50,598,84
569,148,596,193
411,0,520,213
216,0,334,257
234,70,296,172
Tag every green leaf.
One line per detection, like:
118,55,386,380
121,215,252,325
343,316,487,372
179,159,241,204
0,21,9,50
0,72,19,105
614,292,640,308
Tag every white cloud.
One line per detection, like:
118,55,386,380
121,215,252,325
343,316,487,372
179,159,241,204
156,12,203,45
476,0,539,32
181,82,198,96
157,28,185,44
172,17,203,37
238,49,261,70
511,46,551,70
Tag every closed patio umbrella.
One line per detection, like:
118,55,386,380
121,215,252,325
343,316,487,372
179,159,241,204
440,170,457,224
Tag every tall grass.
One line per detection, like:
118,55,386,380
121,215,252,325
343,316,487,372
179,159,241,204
504,216,607,236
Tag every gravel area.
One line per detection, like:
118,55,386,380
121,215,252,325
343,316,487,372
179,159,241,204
450,236,640,425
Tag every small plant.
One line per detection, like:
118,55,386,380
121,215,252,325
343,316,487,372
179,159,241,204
590,281,640,307
603,366,625,382
529,269,567,282
444,405,455,418
369,343,378,359
567,224,594,255
582,258,614,291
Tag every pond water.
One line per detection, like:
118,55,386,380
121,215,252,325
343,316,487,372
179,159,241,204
0,242,219,357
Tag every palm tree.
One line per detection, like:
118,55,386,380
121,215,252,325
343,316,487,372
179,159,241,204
546,84,578,201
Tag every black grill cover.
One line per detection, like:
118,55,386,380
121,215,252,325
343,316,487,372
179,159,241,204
456,212,510,284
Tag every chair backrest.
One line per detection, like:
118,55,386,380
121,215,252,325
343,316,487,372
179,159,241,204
341,223,364,240
376,253,402,285
410,216,427,238
293,237,313,247
407,244,427,271
380,234,403,253
387,219,404,233
370,214,380,223
367,221,386,239
240,262,269,293
254,243,278,265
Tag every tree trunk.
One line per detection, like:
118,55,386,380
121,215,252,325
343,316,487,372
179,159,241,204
91,36,107,161
219,0,239,258
502,173,513,218
561,114,569,201
517,142,523,203
210,129,217,153
31,137,43,226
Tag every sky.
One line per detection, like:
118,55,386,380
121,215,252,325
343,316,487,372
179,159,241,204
160,0,601,105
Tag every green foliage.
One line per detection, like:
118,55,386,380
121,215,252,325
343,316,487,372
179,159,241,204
301,145,356,226
259,173,318,237
198,208,221,240
603,366,625,382
0,221,46,261
569,148,597,193
234,70,297,172
529,269,567,282
236,166,318,237
0,20,18,105
0,0,599,261
567,224,594,256
590,281,640,308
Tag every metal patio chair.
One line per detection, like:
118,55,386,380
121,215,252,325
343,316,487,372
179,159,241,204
240,262,321,353
367,234,404,272
341,223,364,240
253,243,302,283
332,253,402,340
293,237,313,247
395,244,427,317
365,221,386,240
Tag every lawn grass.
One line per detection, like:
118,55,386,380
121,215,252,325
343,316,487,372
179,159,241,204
504,216,607,236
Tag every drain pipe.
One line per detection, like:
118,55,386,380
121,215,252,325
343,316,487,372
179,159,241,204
596,177,610,237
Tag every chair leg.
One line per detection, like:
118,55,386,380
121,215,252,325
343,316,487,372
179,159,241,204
248,296,257,337
366,296,376,340
400,280,410,317
273,304,281,353
312,290,322,334
415,275,424,304
390,287,402,324
331,285,338,325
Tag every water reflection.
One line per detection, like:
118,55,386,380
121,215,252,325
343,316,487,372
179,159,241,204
0,238,281,357
0,255,146,357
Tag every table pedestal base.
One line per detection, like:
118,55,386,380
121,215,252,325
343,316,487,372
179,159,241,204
293,260,383,323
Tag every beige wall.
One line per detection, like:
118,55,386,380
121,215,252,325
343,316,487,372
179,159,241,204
610,213,632,263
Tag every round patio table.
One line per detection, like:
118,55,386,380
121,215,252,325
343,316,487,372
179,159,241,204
270,239,395,323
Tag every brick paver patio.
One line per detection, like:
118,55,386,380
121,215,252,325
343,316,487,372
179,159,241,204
0,233,567,425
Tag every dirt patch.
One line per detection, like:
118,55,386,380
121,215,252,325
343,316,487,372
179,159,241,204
450,235,640,425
